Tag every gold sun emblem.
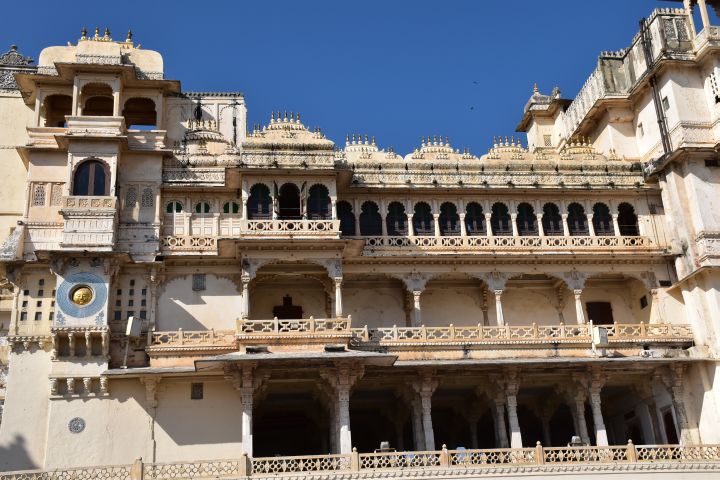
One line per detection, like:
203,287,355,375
71,286,93,306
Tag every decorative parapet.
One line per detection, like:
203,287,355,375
240,219,340,239
349,322,693,347
160,235,217,254
361,235,661,256
162,167,225,186
147,329,237,354
0,45,36,91
60,196,118,250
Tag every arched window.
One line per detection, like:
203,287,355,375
439,202,460,236
81,83,114,116
359,201,382,236
491,203,511,236
166,201,183,213
248,184,271,219
123,97,157,129
43,94,72,127
413,202,434,235
337,201,355,236
516,203,538,236
73,160,108,196
542,203,562,236
223,201,240,214
195,202,211,214
278,183,301,219
567,203,588,236
386,202,407,236
307,184,331,220
618,203,639,236
465,202,486,236
592,203,613,236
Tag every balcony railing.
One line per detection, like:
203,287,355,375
3,443,719,480
349,322,693,346
362,235,658,254
238,317,352,336
240,219,341,238
160,235,217,253
147,328,237,353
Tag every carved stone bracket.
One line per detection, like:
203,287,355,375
562,270,590,290
475,271,511,291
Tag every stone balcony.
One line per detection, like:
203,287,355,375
59,196,118,250
361,235,661,256
65,116,126,137
239,219,341,239
2,443,719,480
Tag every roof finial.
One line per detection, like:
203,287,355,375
533,82,539,93
94,27,100,39
296,112,301,123
80,27,88,41
104,28,110,39
126,30,133,42
371,135,376,145
445,136,449,146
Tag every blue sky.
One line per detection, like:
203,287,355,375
2,0,711,154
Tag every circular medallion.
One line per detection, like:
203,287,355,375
70,285,93,306
68,417,85,434
56,272,107,320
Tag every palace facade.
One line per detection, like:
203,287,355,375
1,2,720,479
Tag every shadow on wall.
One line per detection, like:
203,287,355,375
0,434,37,471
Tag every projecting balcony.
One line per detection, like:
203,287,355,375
361,235,662,256
59,196,118,250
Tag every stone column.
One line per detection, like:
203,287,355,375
698,0,711,29
669,366,694,444
411,396,425,450
485,213,493,237
433,213,440,237
574,289,586,324
611,214,620,236
321,364,363,454
541,414,552,447
68,334,76,357
412,290,422,327
561,213,570,236
405,213,413,238
240,387,254,456
590,375,609,446
494,395,510,448
574,393,591,444
586,214,595,236
413,372,438,451
353,200,361,236
536,213,545,236
113,90,121,116
241,277,250,320
334,277,343,318
510,213,519,236
459,213,467,237
331,199,337,220
505,373,523,448
494,289,505,327
85,331,92,358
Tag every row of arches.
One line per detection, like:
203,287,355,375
338,201,639,237
42,85,157,129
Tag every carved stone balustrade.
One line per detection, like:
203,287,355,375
147,328,237,354
160,235,217,255
350,322,693,359
50,326,109,360
237,317,352,349
65,116,126,137
240,219,341,239
362,235,661,256
60,196,118,250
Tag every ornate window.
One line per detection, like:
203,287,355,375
542,203,562,236
359,201,382,236
592,203,613,236
32,184,46,206
465,202,485,236
140,188,154,208
386,202,407,236
195,202,211,214
125,186,138,208
247,184,271,219
618,203,639,236
72,160,108,196
490,203,511,236
516,203,537,236
567,203,588,236
439,202,460,236
337,201,355,236
412,202,434,236
223,201,240,214
307,184,331,220
166,201,183,213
